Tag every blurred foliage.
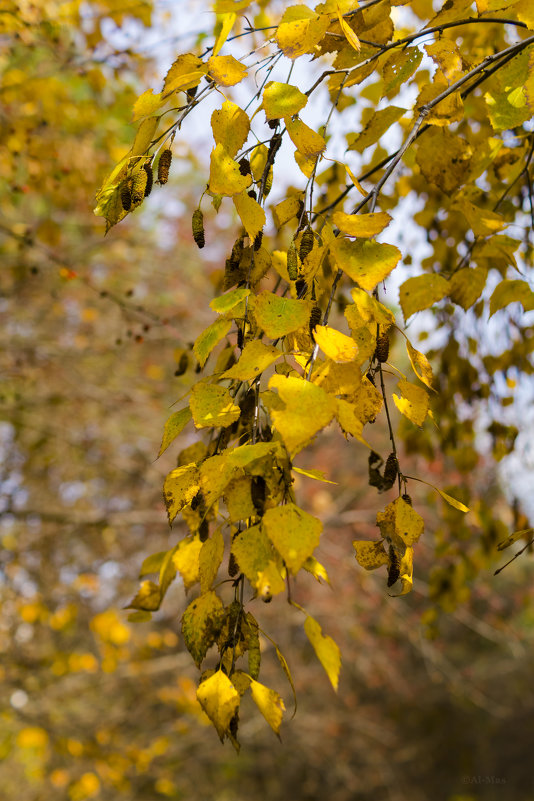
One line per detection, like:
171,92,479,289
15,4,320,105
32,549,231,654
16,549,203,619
2,0,534,799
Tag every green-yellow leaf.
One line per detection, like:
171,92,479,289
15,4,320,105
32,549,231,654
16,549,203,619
182,591,225,667
158,407,192,457
210,287,250,314
399,274,449,321
163,464,200,524
304,616,341,691
208,54,248,86
222,339,281,380
268,374,337,455
332,211,392,238
489,279,534,317
251,291,310,339
249,679,285,736
233,191,266,242
193,317,232,367
262,81,308,120
382,46,422,99
199,528,225,592
126,580,162,611
211,101,250,158
452,198,505,237
190,383,241,429
209,143,252,196
313,325,358,363
262,503,322,574
331,239,401,291
139,551,167,577
196,670,240,740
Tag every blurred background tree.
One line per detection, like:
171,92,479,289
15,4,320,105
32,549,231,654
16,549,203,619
1,1,534,799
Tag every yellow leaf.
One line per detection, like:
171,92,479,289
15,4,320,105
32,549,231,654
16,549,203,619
208,144,252,196
182,591,225,667
272,195,303,228
194,317,232,367
449,267,487,310
425,39,463,81
416,71,463,126
304,616,341,691
199,529,225,592
333,211,392,238
336,398,372,447
415,127,472,193
249,679,285,735
399,274,449,321
268,374,337,455
344,163,367,196
208,54,248,86
497,528,534,551
163,71,205,98
225,476,255,522
132,88,163,121
313,325,358,363
489,279,534,317
163,464,200,524
393,379,429,427
393,497,424,547
210,287,250,314
293,466,337,484
222,339,281,380
452,198,505,237
347,106,405,152
172,536,202,589
163,53,204,94
262,503,322,574
213,12,236,56
196,670,240,740
353,540,389,570
256,560,286,600
262,81,308,120
303,556,331,584
407,476,470,513
284,116,326,158
349,287,395,330
200,453,236,508
396,546,414,596
126,580,162,611
158,407,192,457
231,524,277,587
251,291,310,338
331,239,401,291
190,383,241,429
233,191,266,242
336,3,360,52
382,46,423,99
294,149,316,178
513,0,534,29
275,7,329,59
211,101,250,157
406,340,434,390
